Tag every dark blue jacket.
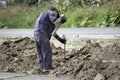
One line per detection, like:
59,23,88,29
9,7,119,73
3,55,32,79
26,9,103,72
34,10,57,39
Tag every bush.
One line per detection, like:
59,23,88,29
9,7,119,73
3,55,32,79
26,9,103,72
14,0,38,6
0,5,44,28
0,0,120,28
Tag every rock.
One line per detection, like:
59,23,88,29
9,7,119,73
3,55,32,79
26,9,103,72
2,40,12,45
74,62,84,76
0,1,6,8
94,73,105,80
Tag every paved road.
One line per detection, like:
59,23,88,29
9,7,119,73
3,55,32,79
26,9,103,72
0,72,73,80
0,27,120,39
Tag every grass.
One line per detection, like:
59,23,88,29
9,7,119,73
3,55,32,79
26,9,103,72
62,2,120,27
0,5,45,28
0,2,120,28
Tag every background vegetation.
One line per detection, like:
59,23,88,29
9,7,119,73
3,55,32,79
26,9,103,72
0,0,120,28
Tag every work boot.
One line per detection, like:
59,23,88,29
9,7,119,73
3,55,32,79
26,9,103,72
42,67,55,72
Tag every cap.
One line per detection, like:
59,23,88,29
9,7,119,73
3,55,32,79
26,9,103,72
50,6,58,11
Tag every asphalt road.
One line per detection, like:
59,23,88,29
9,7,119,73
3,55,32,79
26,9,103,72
0,72,73,80
0,27,120,39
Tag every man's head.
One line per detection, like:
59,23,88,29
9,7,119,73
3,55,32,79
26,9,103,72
50,6,60,18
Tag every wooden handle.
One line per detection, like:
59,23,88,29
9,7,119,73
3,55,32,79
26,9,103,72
52,24,61,36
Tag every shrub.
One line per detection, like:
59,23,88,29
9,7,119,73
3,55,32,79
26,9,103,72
0,0,120,28
0,5,44,28
13,0,38,6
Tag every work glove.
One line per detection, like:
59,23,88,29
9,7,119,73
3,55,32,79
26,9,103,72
60,14,67,24
54,34,66,44
59,38,66,44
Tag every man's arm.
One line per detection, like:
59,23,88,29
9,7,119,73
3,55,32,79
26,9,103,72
49,11,67,24
53,33,66,44
51,14,67,36
49,11,58,23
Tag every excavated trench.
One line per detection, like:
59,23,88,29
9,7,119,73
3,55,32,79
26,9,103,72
0,37,120,80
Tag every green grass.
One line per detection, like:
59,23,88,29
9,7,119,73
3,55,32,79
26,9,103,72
62,2,120,27
0,2,120,28
0,6,45,28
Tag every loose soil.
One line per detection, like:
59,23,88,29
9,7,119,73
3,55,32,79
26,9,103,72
0,37,120,80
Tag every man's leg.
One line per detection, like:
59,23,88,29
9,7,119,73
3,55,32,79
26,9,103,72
40,32,53,70
34,34,44,70
34,32,53,70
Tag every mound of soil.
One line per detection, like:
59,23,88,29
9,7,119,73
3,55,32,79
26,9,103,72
0,37,120,80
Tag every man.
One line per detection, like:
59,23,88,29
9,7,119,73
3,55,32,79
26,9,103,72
34,7,67,71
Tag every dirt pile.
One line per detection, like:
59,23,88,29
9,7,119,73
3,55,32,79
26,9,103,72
0,37,120,80
0,37,39,73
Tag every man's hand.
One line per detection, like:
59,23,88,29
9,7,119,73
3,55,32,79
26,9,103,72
60,14,67,23
59,38,66,44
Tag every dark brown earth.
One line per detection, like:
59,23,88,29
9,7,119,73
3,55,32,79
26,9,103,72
0,37,120,80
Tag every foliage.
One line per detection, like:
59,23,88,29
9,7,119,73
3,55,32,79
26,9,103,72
69,0,82,8
0,0,120,28
13,0,38,6
0,5,44,28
